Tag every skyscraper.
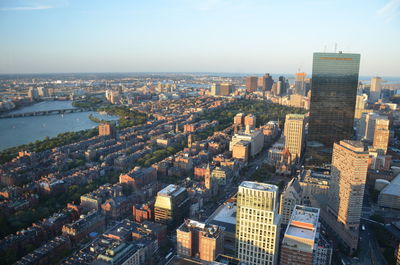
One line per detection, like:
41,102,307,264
220,83,234,96
280,205,320,265
295,72,307,95
236,181,280,265
258,73,274,91
211,83,221,96
369,76,382,103
245,76,258,91
244,114,256,130
327,140,368,253
373,116,390,154
284,114,306,161
308,52,360,148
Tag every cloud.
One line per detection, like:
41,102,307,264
0,5,54,11
376,0,400,21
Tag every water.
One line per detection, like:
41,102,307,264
0,101,118,150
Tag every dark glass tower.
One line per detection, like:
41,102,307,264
308,52,360,148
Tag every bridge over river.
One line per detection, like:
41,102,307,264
0,107,95,119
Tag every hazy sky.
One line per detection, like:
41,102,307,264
0,0,399,76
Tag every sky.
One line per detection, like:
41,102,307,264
0,0,399,76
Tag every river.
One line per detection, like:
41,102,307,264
0,101,118,150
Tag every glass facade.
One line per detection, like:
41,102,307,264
308,52,360,148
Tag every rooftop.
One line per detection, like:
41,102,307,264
240,181,278,192
380,173,400,196
158,184,186,197
207,202,236,233
284,205,319,241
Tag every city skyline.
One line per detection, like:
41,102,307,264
1,0,400,75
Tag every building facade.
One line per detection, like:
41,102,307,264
154,184,189,225
235,181,281,265
370,76,382,103
308,52,360,148
327,140,368,253
280,205,320,265
176,219,224,263
284,114,305,161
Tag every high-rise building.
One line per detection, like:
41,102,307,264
295,72,307,95
154,184,189,225
37,87,49,97
258,73,274,91
370,76,382,103
327,140,368,253
284,114,306,160
176,219,224,263
280,205,320,265
373,117,390,154
354,94,368,120
211,83,221,96
245,76,258,91
308,52,360,148
278,76,287,95
364,112,380,142
234,113,245,127
220,83,234,96
236,181,281,265
244,114,256,130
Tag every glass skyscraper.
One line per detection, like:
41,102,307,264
308,52,360,148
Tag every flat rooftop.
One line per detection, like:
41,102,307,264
207,202,236,233
284,205,319,240
240,181,278,192
158,184,185,197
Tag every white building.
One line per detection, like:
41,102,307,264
236,181,281,265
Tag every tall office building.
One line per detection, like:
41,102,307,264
220,83,234,96
258,73,274,91
370,76,382,103
244,114,256,130
373,116,390,154
295,72,307,95
234,113,245,127
280,205,320,265
308,52,360,148
278,76,287,95
284,114,306,160
327,140,368,253
211,83,221,96
236,181,281,265
354,94,368,119
364,112,380,142
245,76,258,91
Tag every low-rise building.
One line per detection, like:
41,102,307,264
378,174,400,210
62,210,105,244
154,184,189,225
